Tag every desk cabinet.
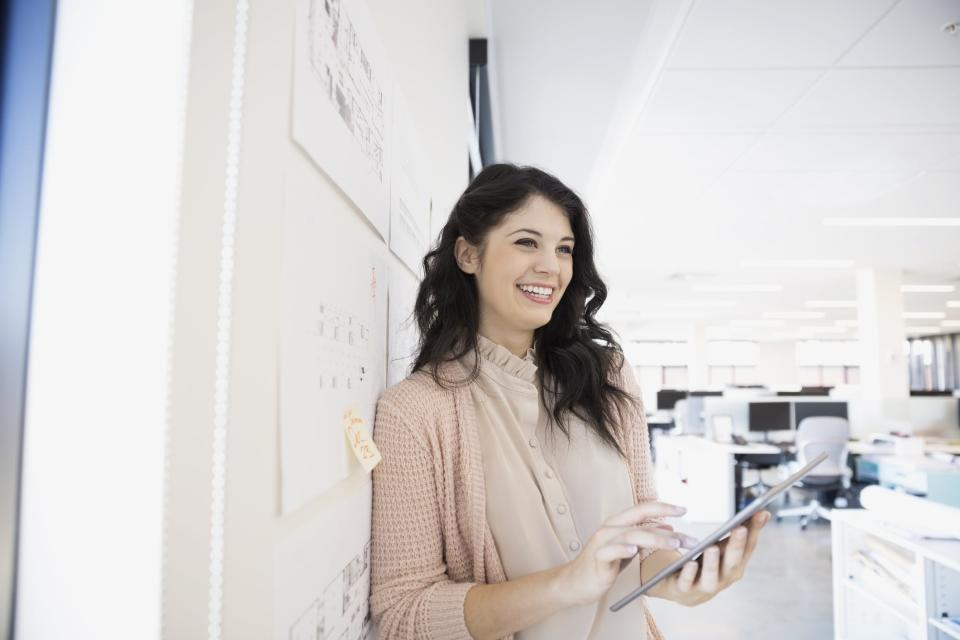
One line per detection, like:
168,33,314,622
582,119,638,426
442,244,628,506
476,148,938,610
832,509,960,640
653,435,736,522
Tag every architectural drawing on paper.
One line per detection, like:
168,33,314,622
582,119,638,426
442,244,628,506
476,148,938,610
279,181,387,513
308,0,385,183
287,541,372,640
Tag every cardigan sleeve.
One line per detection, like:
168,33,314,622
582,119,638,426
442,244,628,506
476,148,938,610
618,357,665,565
369,394,477,640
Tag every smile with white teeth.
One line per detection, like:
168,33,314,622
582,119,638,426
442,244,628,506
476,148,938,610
517,284,554,299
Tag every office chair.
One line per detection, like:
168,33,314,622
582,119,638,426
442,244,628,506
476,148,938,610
737,452,785,510
775,416,850,530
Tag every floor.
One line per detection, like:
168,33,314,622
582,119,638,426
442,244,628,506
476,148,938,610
645,493,835,640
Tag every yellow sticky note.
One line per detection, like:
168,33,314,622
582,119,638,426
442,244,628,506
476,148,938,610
343,407,381,472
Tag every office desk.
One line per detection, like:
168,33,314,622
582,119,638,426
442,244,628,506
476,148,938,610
653,435,791,522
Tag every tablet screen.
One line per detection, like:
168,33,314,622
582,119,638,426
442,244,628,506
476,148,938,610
610,451,829,612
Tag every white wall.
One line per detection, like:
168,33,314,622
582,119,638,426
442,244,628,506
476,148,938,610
163,0,479,637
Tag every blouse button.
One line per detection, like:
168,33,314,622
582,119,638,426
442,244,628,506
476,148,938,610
544,468,554,479
556,503,568,515
569,540,581,552
528,438,538,448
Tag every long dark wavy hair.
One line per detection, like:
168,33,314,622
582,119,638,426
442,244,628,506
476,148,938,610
411,163,639,456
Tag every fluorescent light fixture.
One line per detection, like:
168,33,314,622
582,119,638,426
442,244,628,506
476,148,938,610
659,299,737,308
835,320,859,328
741,259,854,268
731,319,785,328
628,310,707,320
905,325,941,334
805,300,857,309
808,326,849,333
901,284,956,293
693,284,783,293
942,320,960,328
762,311,826,319
824,217,960,227
947,301,960,308
903,311,947,320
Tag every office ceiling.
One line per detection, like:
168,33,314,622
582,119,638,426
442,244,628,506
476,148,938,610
488,0,960,342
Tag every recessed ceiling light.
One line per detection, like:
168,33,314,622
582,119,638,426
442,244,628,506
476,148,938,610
903,311,947,320
762,311,827,319
902,285,956,293
824,217,960,227
942,320,960,328
806,300,857,309
947,301,960,308
741,259,854,268
693,284,784,293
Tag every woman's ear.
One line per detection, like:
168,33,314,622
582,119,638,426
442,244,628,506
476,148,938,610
454,236,480,275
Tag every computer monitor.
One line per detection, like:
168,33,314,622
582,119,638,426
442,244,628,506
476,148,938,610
748,401,792,434
793,401,848,429
657,389,687,411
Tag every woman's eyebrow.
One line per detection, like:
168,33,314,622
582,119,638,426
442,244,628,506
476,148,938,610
507,228,575,243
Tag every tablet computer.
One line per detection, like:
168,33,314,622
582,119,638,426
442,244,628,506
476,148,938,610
610,451,829,612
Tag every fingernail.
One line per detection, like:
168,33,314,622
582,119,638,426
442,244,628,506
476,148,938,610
674,506,687,515
668,538,680,548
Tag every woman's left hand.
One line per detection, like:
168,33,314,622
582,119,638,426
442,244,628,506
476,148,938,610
653,510,770,606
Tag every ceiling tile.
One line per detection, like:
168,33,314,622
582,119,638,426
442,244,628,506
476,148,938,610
668,0,896,68
776,68,960,130
838,0,960,67
637,69,821,131
732,133,960,173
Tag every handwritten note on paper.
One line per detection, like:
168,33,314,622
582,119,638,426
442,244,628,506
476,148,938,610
343,407,381,472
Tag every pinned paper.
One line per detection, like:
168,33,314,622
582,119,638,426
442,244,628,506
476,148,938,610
343,407,381,472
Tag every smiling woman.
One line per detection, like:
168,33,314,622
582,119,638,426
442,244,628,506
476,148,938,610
369,163,769,640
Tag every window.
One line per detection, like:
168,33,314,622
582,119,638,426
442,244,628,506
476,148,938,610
796,340,860,386
626,341,689,405
908,334,960,392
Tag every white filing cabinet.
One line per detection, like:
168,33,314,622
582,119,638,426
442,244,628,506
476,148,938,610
832,509,960,640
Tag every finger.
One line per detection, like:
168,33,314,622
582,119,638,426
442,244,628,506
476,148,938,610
596,543,639,563
676,561,699,593
651,523,674,532
605,501,686,527
721,527,748,577
741,511,769,561
617,527,688,551
698,546,721,593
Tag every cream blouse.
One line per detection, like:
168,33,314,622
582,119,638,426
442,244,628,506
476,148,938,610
465,335,649,639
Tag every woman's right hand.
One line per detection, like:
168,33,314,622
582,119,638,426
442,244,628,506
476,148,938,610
556,501,695,606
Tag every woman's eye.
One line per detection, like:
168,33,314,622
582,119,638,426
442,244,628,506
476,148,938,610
516,239,536,247
558,246,573,255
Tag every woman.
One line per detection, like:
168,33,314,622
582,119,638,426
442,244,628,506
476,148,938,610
370,164,769,639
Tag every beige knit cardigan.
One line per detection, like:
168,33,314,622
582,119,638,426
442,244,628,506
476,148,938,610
370,355,665,640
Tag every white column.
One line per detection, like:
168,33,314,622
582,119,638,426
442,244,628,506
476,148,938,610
756,341,799,387
687,322,708,389
856,268,910,431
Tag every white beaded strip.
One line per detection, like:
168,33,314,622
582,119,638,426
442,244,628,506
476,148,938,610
208,1,249,638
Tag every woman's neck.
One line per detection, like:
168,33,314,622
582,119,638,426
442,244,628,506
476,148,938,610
478,327,533,359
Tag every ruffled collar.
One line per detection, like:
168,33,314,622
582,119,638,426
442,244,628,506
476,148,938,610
476,334,538,384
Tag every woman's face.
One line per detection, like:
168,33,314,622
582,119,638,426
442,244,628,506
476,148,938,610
456,194,575,340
